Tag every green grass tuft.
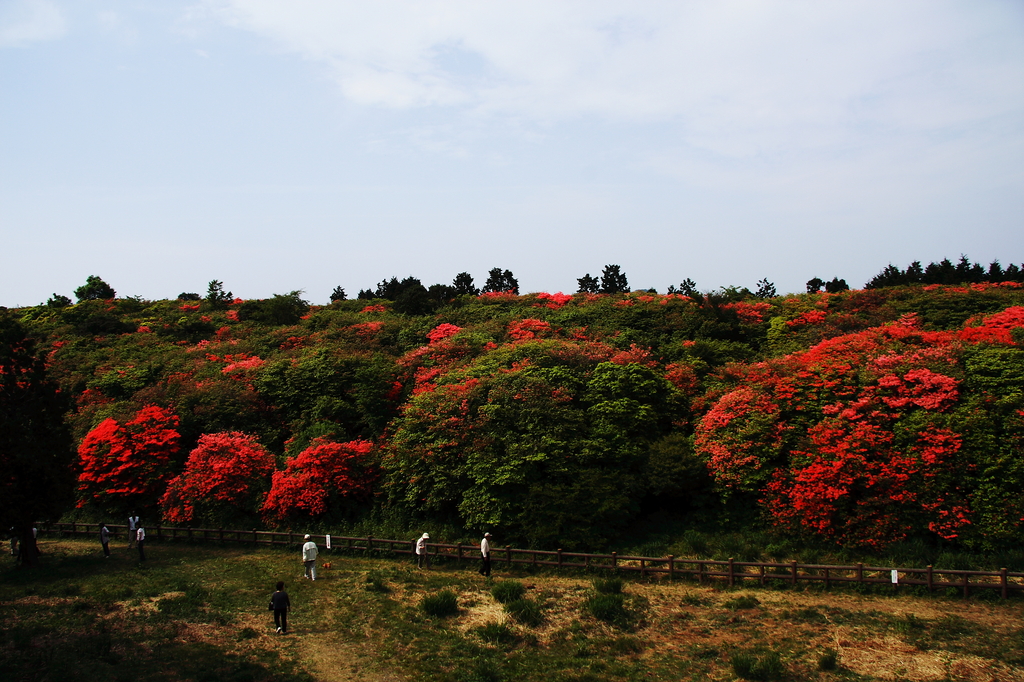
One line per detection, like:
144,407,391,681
420,589,458,617
491,579,526,604
504,598,543,627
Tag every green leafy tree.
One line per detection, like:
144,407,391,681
667,278,698,297
600,265,629,294
0,315,75,566
177,292,201,301
74,275,116,301
205,280,233,309
824,277,849,293
452,272,480,296
577,274,600,294
806,278,825,294
755,278,777,298
236,291,309,325
482,268,519,294
45,293,72,309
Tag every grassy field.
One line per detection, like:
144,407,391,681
2,538,1023,682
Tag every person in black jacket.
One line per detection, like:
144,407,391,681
270,581,291,634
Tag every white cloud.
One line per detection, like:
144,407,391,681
0,0,66,48
201,0,1024,160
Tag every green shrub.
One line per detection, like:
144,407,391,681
364,570,390,593
421,589,458,618
730,650,784,680
723,594,760,610
476,622,518,645
584,593,630,627
491,580,526,604
504,598,543,627
680,592,710,607
592,577,624,595
817,648,838,671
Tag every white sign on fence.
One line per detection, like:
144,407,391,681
891,569,899,584
326,534,332,549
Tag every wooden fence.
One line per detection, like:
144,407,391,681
41,522,1024,600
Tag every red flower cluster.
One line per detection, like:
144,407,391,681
77,405,181,509
262,439,374,521
426,323,463,343
160,432,275,524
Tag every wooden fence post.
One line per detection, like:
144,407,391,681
506,546,512,567
927,565,933,593
728,558,735,587
557,549,563,569
252,528,257,546
1001,568,1008,600
611,552,617,573
962,572,969,598
791,561,798,587
668,555,675,581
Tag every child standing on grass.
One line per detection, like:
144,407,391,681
270,581,290,634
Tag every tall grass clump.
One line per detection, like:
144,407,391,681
491,580,526,604
504,598,543,627
421,589,458,618
592,577,624,595
730,650,785,680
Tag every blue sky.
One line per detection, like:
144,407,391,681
2,0,1022,306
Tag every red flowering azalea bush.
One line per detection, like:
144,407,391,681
262,438,374,522
77,405,181,513
160,432,275,525
697,308,1024,549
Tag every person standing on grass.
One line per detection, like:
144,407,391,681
415,532,430,569
302,534,318,580
100,523,110,557
270,581,291,634
127,513,139,549
479,532,492,577
136,524,146,561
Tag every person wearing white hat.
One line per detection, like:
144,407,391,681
301,534,319,580
415,532,430,569
479,532,492,577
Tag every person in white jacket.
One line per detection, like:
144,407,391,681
415,532,430,569
479,532,492,577
302,534,319,580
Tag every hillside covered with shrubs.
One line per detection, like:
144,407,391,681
5,264,1024,555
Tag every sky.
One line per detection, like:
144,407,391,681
1,0,1022,306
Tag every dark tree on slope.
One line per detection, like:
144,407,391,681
482,268,519,294
667,278,698,297
178,292,201,301
205,280,233,309
824,277,849,293
452,272,479,296
0,315,75,567
755,278,777,299
45,294,72,309
806,278,825,294
577,274,600,294
237,291,309,325
599,264,629,294
74,275,116,301
330,286,347,302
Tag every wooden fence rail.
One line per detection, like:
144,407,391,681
41,522,1024,600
